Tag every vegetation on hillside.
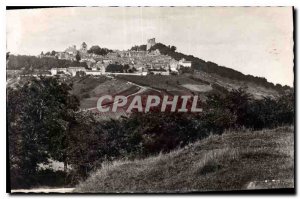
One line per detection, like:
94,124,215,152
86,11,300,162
149,43,291,91
7,77,80,188
87,45,113,56
69,88,293,180
130,45,147,51
105,64,136,73
75,126,294,192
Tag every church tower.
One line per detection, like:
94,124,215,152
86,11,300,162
81,42,88,54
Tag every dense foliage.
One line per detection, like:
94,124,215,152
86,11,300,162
130,45,147,51
87,45,113,56
7,77,80,188
105,64,135,73
75,51,81,62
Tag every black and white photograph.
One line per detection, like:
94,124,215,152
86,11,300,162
5,6,295,194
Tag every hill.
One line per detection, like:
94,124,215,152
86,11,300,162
149,43,292,91
74,126,294,193
115,72,281,99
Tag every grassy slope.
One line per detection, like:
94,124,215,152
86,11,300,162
75,126,294,193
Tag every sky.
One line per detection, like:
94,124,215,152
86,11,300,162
6,7,293,86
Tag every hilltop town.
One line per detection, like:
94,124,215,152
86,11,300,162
6,37,291,104
37,38,192,77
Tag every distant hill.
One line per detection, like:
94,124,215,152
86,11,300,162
149,43,292,92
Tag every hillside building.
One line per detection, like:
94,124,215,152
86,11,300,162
147,38,156,50
170,59,179,72
80,42,88,54
50,68,68,76
179,58,192,68
67,67,86,76
65,45,77,55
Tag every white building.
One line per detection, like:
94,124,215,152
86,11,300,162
170,59,179,72
65,45,77,55
148,69,170,75
179,58,192,68
67,67,86,76
103,59,112,65
85,70,103,76
50,68,68,76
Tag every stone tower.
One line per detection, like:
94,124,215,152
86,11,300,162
146,38,156,50
81,42,88,54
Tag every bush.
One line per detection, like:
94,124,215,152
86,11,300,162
106,64,124,73
245,93,294,129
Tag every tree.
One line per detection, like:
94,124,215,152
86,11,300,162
75,51,81,62
87,45,101,55
87,45,113,56
51,50,56,56
224,88,251,127
204,89,251,130
7,77,80,188
123,64,130,72
76,71,86,77
106,64,124,73
170,46,176,52
130,45,147,51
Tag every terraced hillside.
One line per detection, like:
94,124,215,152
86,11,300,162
116,71,283,99
70,76,139,110
66,71,289,121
